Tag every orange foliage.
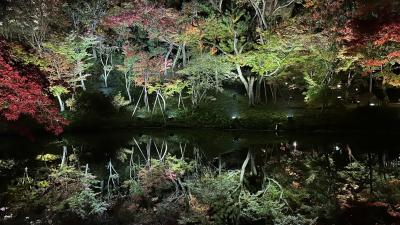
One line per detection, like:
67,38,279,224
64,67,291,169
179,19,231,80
363,59,388,68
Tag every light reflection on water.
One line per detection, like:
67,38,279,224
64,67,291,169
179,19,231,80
2,130,400,225
1,129,400,180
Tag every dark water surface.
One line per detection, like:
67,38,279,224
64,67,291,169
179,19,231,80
1,129,400,188
1,129,400,224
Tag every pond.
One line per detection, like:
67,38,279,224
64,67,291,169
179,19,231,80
1,129,400,225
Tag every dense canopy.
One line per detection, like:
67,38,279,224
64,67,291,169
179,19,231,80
0,0,399,133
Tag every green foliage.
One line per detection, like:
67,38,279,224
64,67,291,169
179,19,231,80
11,44,49,68
236,50,282,76
274,214,317,225
112,92,130,111
147,83,163,95
122,179,143,196
240,181,286,221
117,45,139,87
203,14,232,39
50,85,69,97
165,154,195,176
260,153,339,221
184,171,299,224
178,54,233,80
174,107,232,128
234,33,303,78
133,156,195,198
338,161,400,205
63,188,108,218
184,171,241,224
296,36,339,106
338,161,370,186
238,108,287,129
35,154,60,162
0,159,15,172
49,166,108,217
303,71,331,104
336,49,362,73
66,97,78,111
47,34,97,64
178,54,233,105
164,80,188,97
203,8,250,54
5,165,108,220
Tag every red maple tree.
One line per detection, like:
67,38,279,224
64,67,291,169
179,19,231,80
0,41,68,135
328,0,400,76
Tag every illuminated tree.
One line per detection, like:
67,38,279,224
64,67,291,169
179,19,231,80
178,54,232,106
0,0,67,52
50,34,98,91
97,40,118,88
131,51,170,115
117,45,139,103
0,42,68,134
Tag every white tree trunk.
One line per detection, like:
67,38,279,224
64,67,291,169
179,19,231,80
56,94,65,112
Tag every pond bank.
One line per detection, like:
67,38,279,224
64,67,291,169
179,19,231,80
63,105,400,133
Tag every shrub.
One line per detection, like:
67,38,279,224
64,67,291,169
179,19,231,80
4,165,108,221
63,188,108,218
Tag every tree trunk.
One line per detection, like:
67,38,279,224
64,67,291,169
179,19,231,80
248,76,255,106
158,91,166,111
144,75,150,112
92,48,97,59
172,45,182,72
182,43,187,67
255,77,263,104
132,88,144,117
79,71,86,91
104,72,108,88
178,93,181,108
264,80,268,104
60,146,67,168
125,73,132,103
345,72,353,101
152,93,159,114
144,87,149,112
56,94,65,112
382,85,389,104
369,74,373,93
270,83,277,104
80,79,86,91
178,92,185,109
146,139,151,167
164,44,173,76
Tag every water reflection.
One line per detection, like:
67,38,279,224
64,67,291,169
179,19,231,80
2,133,398,190
1,130,400,224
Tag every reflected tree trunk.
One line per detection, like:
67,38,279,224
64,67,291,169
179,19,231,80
368,153,373,194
